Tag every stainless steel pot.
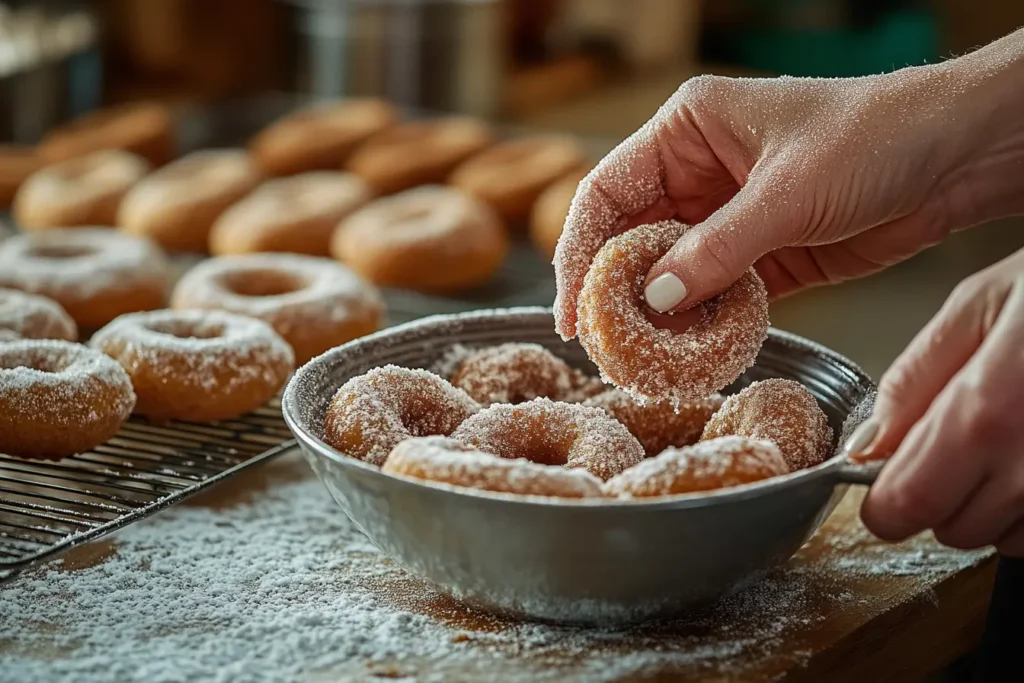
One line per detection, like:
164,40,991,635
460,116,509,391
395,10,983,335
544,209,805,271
282,307,880,624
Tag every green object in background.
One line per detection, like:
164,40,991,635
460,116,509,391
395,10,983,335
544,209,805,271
728,10,938,77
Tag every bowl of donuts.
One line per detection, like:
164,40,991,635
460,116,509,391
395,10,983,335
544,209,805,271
283,304,878,626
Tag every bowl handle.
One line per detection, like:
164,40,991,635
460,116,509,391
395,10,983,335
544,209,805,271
834,459,884,485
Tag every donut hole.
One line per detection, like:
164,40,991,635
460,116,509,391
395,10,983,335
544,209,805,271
147,319,226,341
219,269,308,298
0,351,68,373
28,244,96,260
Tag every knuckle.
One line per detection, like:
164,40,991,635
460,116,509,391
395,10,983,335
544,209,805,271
960,401,1011,443
695,229,741,279
934,526,985,550
877,361,916,405
671,75,725,114
883,484,941,533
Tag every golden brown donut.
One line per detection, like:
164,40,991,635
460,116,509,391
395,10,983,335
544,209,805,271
0,229,170,331
451,398,645,482
250,98,399,176
0,146,43,208
39,101,174,167
584,389,724,457
324,366,481,466
13,150,150,230
0,339,135,459
118,149,262,252
345,117,493,195
331,185,508,294
529,168,587,259
171,253,385,365
209,172,372,256
90,309,294,422
576,220,769,406
701,378,834,471
0,288,77,342
382,436,605,499
449,135,586,222
604,436,790,498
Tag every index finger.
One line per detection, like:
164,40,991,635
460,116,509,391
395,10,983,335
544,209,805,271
552,121,669,339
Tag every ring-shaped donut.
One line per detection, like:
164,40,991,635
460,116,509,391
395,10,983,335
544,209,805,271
0,288,77,342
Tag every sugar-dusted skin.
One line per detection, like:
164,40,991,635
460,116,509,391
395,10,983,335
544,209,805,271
0,288,78,343
701,378,834,471
585,389,724,457
576,220,769,406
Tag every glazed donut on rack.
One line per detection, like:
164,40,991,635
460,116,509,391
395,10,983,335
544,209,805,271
91,309,294,422
209,172,372,257
0,229,170,331
345,117,493,195
701,378,833,471
451,398,644,481
250,98,399,176
323,366,480,466
449,135,586,222
0,288,77,343
331,185,508,294
13,150,150,230
448,342,603,406
604,436,790,498
118,149,262,252
0,146,43,208
382,436,605,499
529,168,587,259
584,389,724,457
171,253,385,364
0,339,135,459
576,220,769,406
38,101,174,167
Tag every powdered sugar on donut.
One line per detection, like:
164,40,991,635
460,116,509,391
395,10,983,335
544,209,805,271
0,288,77,342
584,388,724,456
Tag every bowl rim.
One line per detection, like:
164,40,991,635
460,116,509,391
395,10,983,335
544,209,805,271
282,306,876,511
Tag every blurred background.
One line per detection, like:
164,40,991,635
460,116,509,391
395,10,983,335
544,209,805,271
2,0,1024,378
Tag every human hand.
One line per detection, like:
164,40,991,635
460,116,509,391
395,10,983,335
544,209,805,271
554,31,1024,338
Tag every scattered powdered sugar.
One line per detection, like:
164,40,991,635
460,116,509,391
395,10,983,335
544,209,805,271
0,287,77,342
430,343,474,378
839,390,876,451
451,397,645,481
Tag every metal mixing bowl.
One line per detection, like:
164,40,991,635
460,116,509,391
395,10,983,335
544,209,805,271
282,307,878,624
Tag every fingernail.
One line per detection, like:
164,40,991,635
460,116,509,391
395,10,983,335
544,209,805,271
644,273,688,312
842,419,879,459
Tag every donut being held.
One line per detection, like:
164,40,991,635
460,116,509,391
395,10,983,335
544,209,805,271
0,288,77,342
449,342,604,406
251,99,399,176
90,309,294,422
0,340,135,459
584,389,724,457
331,185,508,294
604,436,789,498
449,135,586,222
324,366,480,466
383,436,604,499
0,229,170,331
209,172,371,257
0,146,43,208
171,253,384,365
529,168,587,259
701,378,833,471
346,117,493,195
39,101,174,167
451,398,644,481
118,149,262,252
13,150,149,230
576,220,769,406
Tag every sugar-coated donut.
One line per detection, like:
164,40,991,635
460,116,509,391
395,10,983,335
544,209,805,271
39,101,174,166
451,398,644,481
701,378,833,471
604,436,789,498
209,172,371,257
332,185,508,294
449,135,586,222
0,340,135,459
118,149,262,252
13,150,150,230
449,342,603,406
383,436,605,499
0,229,170,331
171,253,384,364
0,288,77,343
324,365,480,466
91,309,294,422
529,168,586,259
584,389,724,457
250,98,399,176
0,146,43,208
577,220,769,406
346,117,493,195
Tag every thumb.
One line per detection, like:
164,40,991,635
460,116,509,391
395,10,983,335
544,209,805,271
643,178,791,313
